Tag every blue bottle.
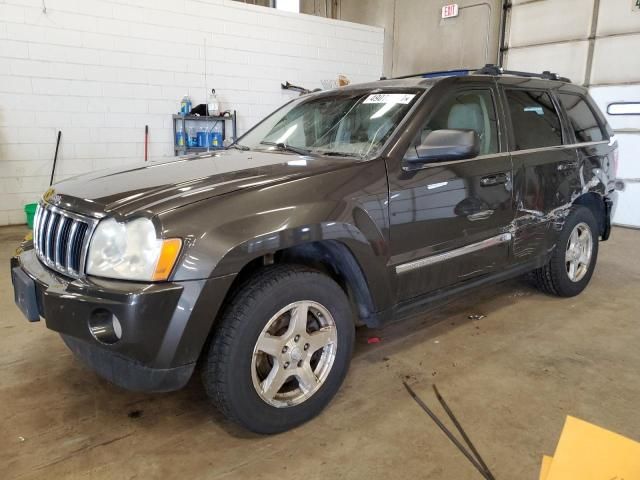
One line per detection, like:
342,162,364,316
175,122,185,147
212,131,223,149
180,94,191,116
197,126,207,147
187,126,198,147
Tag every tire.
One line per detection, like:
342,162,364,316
530,205,599,297
202,265,355,434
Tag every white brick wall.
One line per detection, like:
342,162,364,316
0,0,384,225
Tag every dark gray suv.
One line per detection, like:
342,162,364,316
11,65,618,433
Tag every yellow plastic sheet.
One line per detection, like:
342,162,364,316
539,455,553,480
542,416,640,480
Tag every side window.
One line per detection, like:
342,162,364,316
505,89,563,150
411,89,499,156
557,93,605,143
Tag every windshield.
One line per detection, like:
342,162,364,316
237,90,421,158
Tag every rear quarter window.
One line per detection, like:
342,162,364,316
505,89,563,150
557,93,606,143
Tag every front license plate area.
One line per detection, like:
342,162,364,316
11,267,40,322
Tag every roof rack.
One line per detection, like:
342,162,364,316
475,64,571,83
380,68,471,81
379,64,571,83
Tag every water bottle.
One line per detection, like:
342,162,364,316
188,126,197,147
175,122,185,147
207,89,219,116
197,125,207,147
212,127,223,149
180,94,192,116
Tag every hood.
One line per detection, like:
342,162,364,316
49,149,360,218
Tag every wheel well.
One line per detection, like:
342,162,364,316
573,193,606,237
224,241,376,327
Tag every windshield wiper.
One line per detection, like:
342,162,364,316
260,141,311,156
227,142,250,151
320,151,363,158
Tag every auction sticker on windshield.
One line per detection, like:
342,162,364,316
363,93,416,104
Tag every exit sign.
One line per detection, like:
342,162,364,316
442,4,459,18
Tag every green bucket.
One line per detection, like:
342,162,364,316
24,203,37,229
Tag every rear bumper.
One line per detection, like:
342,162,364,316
11,247,235,392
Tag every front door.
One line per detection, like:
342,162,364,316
388,84,514,301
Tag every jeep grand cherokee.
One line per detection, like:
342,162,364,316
11,65,618,434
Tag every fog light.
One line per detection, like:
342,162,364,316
88,309,122,344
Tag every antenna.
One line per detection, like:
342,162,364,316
204,36,210,153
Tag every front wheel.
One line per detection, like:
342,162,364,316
202,265,354,434
530,206,599,297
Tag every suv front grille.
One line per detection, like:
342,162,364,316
32,203,98,278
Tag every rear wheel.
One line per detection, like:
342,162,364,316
202,265,354,434
530,206,599,297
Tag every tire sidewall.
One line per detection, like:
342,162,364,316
217,271,354,433
551,206,599,297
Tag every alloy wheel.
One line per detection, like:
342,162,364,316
565,222,593,282
251,301,338,408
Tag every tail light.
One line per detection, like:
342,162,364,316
611,147,619,179
608,136,619,179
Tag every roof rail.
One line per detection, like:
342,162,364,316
475,64,571,83
379,64,571,83
380,68,471,81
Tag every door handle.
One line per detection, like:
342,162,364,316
467,210,495,221
480,173,508,186
557,161,579,171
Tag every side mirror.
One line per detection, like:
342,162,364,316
406,129,480,164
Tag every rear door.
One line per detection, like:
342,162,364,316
556,89,613,209
387,79,514,301
500,79,580,263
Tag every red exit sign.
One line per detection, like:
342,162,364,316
442,3,459,18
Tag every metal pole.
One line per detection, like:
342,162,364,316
50,130,61,186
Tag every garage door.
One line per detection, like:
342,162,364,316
590,86,640,228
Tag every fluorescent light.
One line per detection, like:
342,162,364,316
276,0,299,13
607,103,640,115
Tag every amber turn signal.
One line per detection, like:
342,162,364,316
152,238,182,281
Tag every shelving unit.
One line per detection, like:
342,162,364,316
172,111,237,156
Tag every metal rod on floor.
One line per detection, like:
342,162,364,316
402,381,493,480
433,385,495,480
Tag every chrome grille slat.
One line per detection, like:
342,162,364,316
54,216,69,267
32,202,98,278
39,208,50,254
74,223,89,272
66,221,79,275
46,214,60,262
33,205,42,252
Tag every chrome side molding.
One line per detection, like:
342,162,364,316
395,233,512,274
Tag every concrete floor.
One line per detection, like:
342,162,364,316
2,225,639,480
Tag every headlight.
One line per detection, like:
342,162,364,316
86,217,182,281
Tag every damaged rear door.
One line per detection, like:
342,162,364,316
501,80,581,262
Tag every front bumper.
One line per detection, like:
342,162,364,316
11,247,235,392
